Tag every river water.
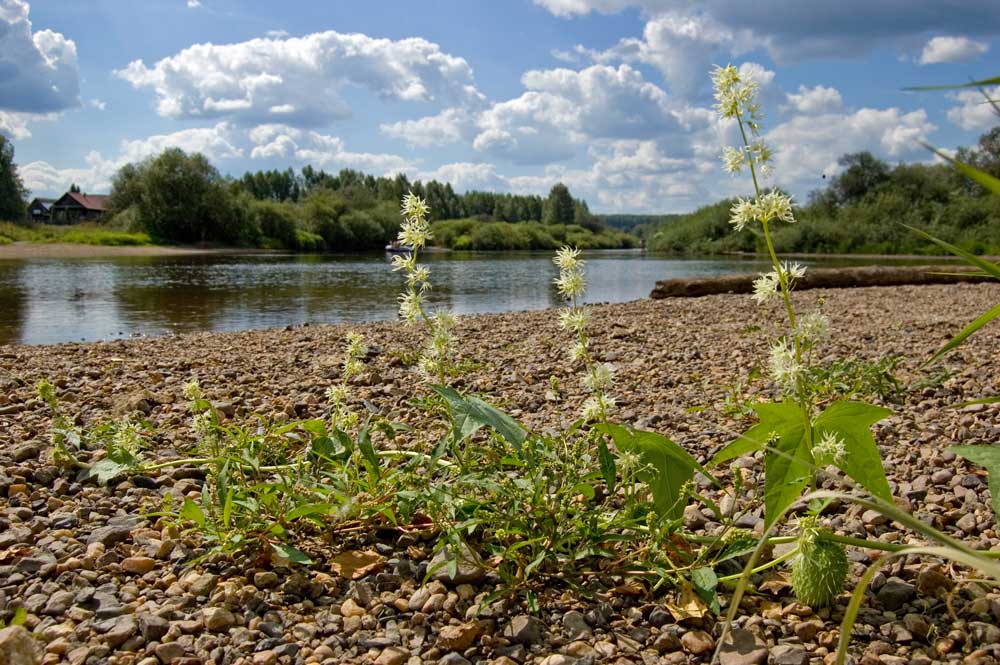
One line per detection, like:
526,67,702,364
0,250,939,346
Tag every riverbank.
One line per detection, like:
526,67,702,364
0,241,278,260
2,283,1000,664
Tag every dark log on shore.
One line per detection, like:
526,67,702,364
650,265,994,299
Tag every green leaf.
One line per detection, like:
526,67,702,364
431,385,528,449
953,445,1000,523
597,437,617,493
930,302,1000,365
597,423,706,519
691,566,721,614
904,76,1000,91
270,542,314,565
284,502,336,521
814,401,892,503
181,498,206,528
710,401,807,467
88,458,131,485
903,223,1000,280
358,426,381,479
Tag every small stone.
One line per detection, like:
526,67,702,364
252,651,278,665
903,613,930,639
42,590,75,616
539,656,577,665
155,642,186,663
86,523,133,547
104,616,137,649
793,618,823,642
138,614,170,642
771,644,809,665
956,513,978,534
203,607,237,632
718,629,767,665
183,572,218,596
340,598,366,617
681,630,715,656
253,571,279,589
503,615,545,645
122,557,157,575
439,654,472,665
562,611,591,639
437,622,481,651
375,647,408,665
429,543,485,585
13,444,41,463
862,510,888,526
0,625,42,665
877,579,916,611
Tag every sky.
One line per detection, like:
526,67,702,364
2,0,1000,214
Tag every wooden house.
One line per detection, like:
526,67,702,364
26,197,56,223
49,192,110,224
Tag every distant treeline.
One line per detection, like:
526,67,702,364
96,150,628,251
649,126,1000,256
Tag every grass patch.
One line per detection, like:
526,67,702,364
0,221,151,246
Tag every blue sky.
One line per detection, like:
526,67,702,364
3,0,1000,213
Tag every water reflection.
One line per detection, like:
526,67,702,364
0,251,936,347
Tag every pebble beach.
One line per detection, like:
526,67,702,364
2,282,1000,665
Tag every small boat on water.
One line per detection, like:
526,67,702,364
384,241,413,253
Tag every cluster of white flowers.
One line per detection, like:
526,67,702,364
813,430,848,467
795,310,831,346
342,331,368,381
752,262,807,304
768,338,803,395
729,190,796,232
398,192,432,250
553,245,617,422
553,246,586,299
712,64,761,125
417,311,456,380
183,380,203,401
112,420,143,458
394,192,456,383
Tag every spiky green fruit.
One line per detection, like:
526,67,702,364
791,518,848,607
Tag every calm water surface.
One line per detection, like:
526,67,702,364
0,250,939,346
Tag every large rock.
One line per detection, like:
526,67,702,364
429,542,486,585
0,626,42,665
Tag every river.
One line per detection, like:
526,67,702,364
0,250,943,346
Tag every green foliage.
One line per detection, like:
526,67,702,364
0,136,26,221
649,126,1000,256
0,221,151,246
791,518,848,607
431,218,637,250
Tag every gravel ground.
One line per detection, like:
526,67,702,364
2,282,1000,665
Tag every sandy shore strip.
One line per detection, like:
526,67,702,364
2,283,1000,663
0,241,278,260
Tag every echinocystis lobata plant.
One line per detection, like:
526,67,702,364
706,64,893,604
393,191,456,385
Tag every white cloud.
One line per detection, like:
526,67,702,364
115,31,484,126
919,36,988,64
248,123,411,174
0,0,80,113
418,162,510,192
471,64,686,164
767,107,936,188
536,1,1000,64
0,111,34,139
186,0,201,7
784,84,843,115
380,107,476,147
89,98,107,111
19,123,242,196
596,11,755,96
946,86,1000,131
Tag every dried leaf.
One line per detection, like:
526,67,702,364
758,571,791,595
330,550,385,580
666,584,709,621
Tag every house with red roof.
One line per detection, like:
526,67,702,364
49,191,110,224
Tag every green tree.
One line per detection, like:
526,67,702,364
543,183,575,225
0,136,26,221
830,152,890,205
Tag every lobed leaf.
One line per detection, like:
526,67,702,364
952,445,1000,524
814,401,892,502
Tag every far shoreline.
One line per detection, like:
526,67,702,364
0,241,282,260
